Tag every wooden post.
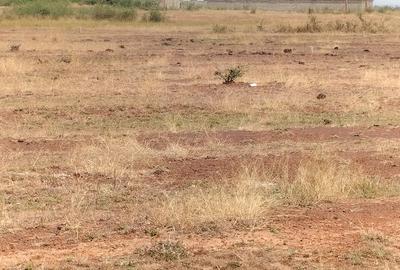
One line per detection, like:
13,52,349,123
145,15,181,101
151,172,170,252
344,0,349,12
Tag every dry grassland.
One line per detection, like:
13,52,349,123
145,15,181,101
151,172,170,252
0,9,400,269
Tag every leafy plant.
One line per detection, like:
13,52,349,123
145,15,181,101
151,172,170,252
215,66,245,84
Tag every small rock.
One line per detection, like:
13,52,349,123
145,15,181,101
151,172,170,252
334,46,339,50
316,93,326,100
105,48,114,52
283,48,292,53
298,61,305,65
119,45,125,49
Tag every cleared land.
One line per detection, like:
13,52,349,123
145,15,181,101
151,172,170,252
1,9,400,269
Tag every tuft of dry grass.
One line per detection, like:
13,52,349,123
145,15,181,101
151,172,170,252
277,154,397,206
150,167,273,230
68,137,157,182
144,240,188,261
346,230,393,266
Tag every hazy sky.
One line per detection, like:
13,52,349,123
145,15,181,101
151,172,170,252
374,0,399,6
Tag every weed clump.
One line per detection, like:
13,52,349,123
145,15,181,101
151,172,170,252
145,241,187,261
142,9,165,22
215,66,245,84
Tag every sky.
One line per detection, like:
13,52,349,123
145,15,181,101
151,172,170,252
374,0,399,6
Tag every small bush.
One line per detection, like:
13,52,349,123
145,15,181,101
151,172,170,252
149,9,163,22
215,66,245,84
142,9,164,22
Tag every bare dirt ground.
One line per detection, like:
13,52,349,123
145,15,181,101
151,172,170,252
1,10,400,269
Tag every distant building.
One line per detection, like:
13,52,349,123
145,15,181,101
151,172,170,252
177,0,373,11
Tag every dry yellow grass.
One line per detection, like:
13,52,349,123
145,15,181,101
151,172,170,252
150,167,273,230
278,154,393,206
149,155,399,229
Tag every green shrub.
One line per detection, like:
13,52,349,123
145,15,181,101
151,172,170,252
13,0,72,18
90,4,136,20
142,9,164,22
215,66,245,84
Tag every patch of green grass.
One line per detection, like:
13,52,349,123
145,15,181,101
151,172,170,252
12,0,72,19
76,5,137,21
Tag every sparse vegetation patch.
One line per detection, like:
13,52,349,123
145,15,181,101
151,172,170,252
215,65,245,84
